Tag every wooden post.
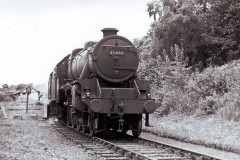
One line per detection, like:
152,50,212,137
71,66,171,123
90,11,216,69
26,86,31,113
26,93,29,113
38,91,40,101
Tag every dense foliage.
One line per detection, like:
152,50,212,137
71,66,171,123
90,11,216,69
136,1,240,120
146,0,240,67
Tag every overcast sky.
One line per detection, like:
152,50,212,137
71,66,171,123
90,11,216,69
0,0,153,86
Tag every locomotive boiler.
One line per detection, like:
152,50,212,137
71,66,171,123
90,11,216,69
48,28,156,137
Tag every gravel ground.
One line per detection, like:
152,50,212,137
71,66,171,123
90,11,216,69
0,102,94,160
2,101,240,160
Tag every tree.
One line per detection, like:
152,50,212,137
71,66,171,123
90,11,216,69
146,0,240,68
203,0,240,63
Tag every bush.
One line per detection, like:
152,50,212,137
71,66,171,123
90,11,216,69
16,84,27,91
0,91,17,102
189,61,240,118
141,44,194,115
8,93,17,101
141,47,240,120
4,96,13,102
0,92,5,102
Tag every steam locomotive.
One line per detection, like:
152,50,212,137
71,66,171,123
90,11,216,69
48,28,156,137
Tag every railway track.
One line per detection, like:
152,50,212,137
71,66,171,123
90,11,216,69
52,121,223,160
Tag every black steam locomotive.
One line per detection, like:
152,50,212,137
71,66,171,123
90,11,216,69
48,28,156,137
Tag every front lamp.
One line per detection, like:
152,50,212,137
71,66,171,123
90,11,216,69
86,92,91,98
147,93,151,99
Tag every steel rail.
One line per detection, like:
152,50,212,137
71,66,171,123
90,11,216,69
136,137,223,160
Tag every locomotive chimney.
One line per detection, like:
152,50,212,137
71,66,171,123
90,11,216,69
101,28,118,37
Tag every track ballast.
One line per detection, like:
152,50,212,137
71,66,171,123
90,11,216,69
52,121,223,160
